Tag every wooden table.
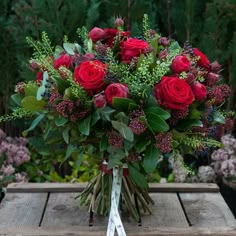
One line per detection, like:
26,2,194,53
0,183,236,235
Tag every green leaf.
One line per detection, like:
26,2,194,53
87,38,93,52
99,106,115,121
107,158,122,170
136,53,145,68
75,152,83,169
22,113,45,137
54,45,64,58
135,138,151,153
145,94,158,107
100,135,109,151
213,111,225,124
11,94,23,106
189,107,202,119
78,116,91,135
128,163,148,189
112,97,138,111
75,43,86,54
145,112,169,132
143,145,160,173
55,117,68,126
91,110,100,126
144,106,170,120
176,119,203,130
62,126,70,144
111,121,134,142
63,43,75,55
21,96,46,112
64,144,78,163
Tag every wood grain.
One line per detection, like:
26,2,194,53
7,182,219,193
0,193,47,227
0,226,236,236
180,192,236,227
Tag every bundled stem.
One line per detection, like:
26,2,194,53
78,168,154,223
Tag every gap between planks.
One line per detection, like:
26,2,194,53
7,182,219,193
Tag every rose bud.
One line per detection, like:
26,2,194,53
94,93,107,108
88,27,106,43
206,72,219,87
171,55,191,74
105,83,129,106
191,82,207,101
159,49,168,59
114,17,124,29
158,37,169,46
211,61,221,73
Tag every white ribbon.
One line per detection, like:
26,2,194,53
106,167,126,236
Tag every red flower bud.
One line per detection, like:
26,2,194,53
94,94,107,108
159,49,168,59
191,82,207,101
114,18,124,28
158,37,168,47
207,72,219,87
211,61,221,73
171,55,191,74
88,27,106,43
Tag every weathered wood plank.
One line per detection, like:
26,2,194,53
0,226,236,236
180,193,236,228
41,192,107,226
0,193,47,227
141,193,188,227
7,182,219,193
41,192,188,228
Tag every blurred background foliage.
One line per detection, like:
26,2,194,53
0,0,235,182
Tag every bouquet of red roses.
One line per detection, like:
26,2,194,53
7,15,233,235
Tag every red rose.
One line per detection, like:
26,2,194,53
103,28,118,46
105,83,129,106
120,38,149,63
193,48,210,70
153,76,194,110
74,60,107,95
88,27,106,43
171,55,191,73
191,82,207,101
94,93,107,108
54,54,72,70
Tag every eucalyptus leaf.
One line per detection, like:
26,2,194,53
63,43,75,55
11,94,23,106
22,113,45,137
213,111,226,124
36,86,46,101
